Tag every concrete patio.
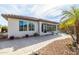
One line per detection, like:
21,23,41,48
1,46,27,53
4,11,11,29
0,34,70,55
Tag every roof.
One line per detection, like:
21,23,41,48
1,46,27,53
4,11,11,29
1,14,59,24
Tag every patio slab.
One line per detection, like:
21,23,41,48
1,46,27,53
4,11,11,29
0,34,71,55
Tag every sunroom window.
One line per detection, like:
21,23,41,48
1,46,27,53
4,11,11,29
52,25,56,31
41,23,56,33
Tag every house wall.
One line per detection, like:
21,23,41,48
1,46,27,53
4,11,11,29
8,18,58,38
8,18,39,38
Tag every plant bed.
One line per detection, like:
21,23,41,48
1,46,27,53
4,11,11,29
37,38,77,55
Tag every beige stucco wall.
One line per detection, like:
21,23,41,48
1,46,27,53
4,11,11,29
8,18,39,38
8,18,58,38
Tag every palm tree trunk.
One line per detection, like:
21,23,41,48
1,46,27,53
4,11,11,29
76,33,79,44
67,26,75,41
75,20,79,44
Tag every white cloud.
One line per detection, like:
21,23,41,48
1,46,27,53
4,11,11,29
31,5,59,17
0,4,79,25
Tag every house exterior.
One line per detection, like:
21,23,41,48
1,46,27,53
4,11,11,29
1,14,59,38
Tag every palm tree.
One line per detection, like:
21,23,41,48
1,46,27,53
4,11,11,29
59,6,79,44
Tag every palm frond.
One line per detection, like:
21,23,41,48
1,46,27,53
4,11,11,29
62,10,74,17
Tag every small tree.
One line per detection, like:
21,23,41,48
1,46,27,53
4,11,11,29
60,6,79,44
1,26,8,33
59,6,79,54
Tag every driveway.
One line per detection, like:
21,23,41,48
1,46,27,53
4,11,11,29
0,34,70,55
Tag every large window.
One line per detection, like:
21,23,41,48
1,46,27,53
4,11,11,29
41,23,56,33
29,22,35,31
47,24,52,31
52,25,56,31
19,21,27,31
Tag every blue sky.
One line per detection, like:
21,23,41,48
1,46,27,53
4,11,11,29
0,4,79,26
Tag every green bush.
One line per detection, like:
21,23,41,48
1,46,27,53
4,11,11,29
33,33,40,36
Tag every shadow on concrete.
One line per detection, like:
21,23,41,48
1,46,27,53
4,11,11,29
0,34,61,52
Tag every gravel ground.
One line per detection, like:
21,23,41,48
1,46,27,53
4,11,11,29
37,38,77,55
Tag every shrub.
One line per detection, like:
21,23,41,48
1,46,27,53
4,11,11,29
33,33,40,36
9,36,15,40
25,34,29,37
66,44,73,49
66,43,76,52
